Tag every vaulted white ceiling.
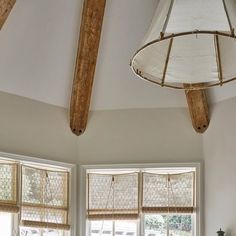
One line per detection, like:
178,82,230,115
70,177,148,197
0,0,236,110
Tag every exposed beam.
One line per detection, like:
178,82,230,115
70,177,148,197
184,84,210,133
70,0,106,136
0,0,15,29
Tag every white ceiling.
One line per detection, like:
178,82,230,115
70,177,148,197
0,0,236,110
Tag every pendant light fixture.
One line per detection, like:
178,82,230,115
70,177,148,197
130,0,236,90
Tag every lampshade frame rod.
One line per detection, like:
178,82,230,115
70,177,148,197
132,67,236,90
214,35,223,86
161,0,175,39
162,38,173,86
160,0,235,37
135,30,236,55
131,31,236,90
222,0,235,36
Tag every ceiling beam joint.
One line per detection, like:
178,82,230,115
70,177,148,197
0,0,16,29
184,83,210,133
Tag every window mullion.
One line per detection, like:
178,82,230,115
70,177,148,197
140,214,144,236
10,214,13,236
12,213,19,236
113,220,115,236
167,214,170,236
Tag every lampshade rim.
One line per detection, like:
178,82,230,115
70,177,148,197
130,65,236,90
132,30,236,62
131,30,236,90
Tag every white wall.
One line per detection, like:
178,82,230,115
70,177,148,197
0,93,203,236
77,108,203,164
0,92,78,163
2,91,236,236
77,108,203,236
78,96,236,236
203,97,236,236
0,92,203,165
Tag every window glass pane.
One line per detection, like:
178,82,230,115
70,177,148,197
115,220,137,236
90,221,113,236
144,215,167,236
169,215,192,236
0,212,12,236
144,214,193,236
20,227,64,236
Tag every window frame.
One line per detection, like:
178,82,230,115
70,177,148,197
80,163,202,236
0,151,77,236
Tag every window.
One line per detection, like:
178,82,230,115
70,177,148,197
87,172,139,236
84,165,199,236
142,171,195,236
0,154,74,236
21,166,70,230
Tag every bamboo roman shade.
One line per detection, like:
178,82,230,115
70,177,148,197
87,173,139,220
142,172,195,213
20,166,70,230
0,162,19,213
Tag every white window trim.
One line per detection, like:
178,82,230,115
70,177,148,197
79,162,203,236
0,151,77,236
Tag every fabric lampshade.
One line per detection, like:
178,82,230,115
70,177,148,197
131,0,236,89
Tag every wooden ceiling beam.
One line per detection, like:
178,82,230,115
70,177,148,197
0,0,15,29
70,0,106,136
184,84,210,133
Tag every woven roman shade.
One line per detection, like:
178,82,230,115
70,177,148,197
20,166,70,230
0,162,19,213
142,172,195,214
87,173,139,220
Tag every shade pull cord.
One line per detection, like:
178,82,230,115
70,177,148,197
99,176,114,236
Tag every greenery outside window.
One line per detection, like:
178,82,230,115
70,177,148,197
144,214,193,236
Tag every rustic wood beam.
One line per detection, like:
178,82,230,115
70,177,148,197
70,0,106,136
0,0,15,29
184,84,210,133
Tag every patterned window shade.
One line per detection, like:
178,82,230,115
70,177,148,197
142,172,195,213
87,173,139,220
20,166,70,230
0,162,19,213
